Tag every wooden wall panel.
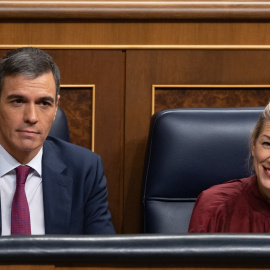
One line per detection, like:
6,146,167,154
125,49,270,233
1,1,270,234
59,88,93,150
2,1,270,20
49,50,125,233
154,88,270,113
1,22,270,46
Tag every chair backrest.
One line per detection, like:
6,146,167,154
48,107,70,142
143,107,264,233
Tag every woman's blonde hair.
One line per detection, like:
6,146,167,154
251,103,270,146
248,103,270,173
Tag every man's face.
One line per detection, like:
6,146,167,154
0,72,59,163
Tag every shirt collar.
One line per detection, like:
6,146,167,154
0,145,43,177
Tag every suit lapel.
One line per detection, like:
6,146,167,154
42,140,73,234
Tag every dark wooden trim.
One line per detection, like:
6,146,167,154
1,1,270,20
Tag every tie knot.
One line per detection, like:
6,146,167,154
16,165,31,185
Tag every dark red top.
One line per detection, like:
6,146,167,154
188,175,270,233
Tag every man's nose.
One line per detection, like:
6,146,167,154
23,104,38,123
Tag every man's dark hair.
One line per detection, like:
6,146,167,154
0,47,60,102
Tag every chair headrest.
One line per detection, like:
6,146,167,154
143,108,264,233
143,107,263,200
48,107,70,142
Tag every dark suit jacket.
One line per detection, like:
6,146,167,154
0,136,115,235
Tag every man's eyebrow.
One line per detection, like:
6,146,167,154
6,94,24,100
6,95,55,103
38,96,55,103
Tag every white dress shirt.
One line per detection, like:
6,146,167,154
0,145,45,235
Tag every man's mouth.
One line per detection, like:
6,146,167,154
17,130,40,136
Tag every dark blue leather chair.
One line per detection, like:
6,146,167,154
143,107,264,233
48,107,70,142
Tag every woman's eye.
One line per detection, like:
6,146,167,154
262,142,270,147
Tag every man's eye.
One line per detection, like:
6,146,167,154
40,101,52,107
11,99,24,105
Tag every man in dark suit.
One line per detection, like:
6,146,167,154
0,47,115,235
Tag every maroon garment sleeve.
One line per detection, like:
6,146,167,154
188,179,245,233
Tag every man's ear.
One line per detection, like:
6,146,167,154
53,95,60,121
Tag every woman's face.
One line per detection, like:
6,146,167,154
252,121,270,202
